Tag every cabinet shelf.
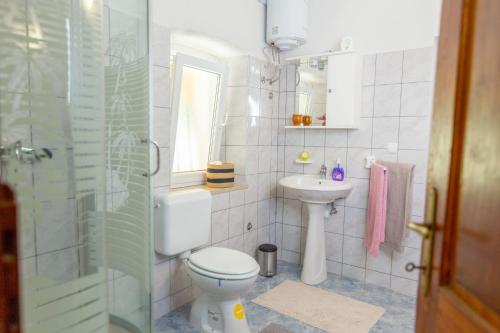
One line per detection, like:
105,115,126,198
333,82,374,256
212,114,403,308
284,125,358,129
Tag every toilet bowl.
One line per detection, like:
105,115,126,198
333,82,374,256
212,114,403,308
154,189,259,333
185,247,260,333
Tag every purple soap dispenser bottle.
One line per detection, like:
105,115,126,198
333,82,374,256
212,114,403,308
331,159,345,181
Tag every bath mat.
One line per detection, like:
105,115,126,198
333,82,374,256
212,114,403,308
259,323,295,333
252,280,385,333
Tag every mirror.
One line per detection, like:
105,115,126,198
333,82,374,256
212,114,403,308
296,56,328,125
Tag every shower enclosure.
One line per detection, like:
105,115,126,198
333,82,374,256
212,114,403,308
0,0,152,332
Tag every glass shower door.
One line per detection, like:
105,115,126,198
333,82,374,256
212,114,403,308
0,0,151,332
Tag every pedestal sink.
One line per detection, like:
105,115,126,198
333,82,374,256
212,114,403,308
279,175,353,285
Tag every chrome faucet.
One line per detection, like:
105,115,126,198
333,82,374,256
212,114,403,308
319,164,327,179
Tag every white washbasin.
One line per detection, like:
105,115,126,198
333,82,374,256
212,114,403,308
279,174,354,285
279,174,353,204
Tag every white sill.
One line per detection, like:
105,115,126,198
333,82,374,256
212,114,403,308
170,182,248,195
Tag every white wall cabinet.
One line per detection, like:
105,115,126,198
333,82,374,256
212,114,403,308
325,53,362,128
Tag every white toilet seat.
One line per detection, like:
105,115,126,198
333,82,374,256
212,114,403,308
187,247,260,280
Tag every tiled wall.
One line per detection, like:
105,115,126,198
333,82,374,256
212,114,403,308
150,26,285,319
150,21,436,318
275,47,435,296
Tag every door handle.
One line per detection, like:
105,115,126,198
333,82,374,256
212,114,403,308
141,139,160,177
0,140,53,163
407,187,437,296
408,222,432,238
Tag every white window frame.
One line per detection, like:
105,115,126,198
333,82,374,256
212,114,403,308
169,53,228,188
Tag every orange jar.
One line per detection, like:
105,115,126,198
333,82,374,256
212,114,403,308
292,114,303,126
302,115,312,126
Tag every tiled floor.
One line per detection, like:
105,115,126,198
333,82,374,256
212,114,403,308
155,261,416,333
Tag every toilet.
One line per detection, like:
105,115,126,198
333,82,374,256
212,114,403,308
155,189,259,333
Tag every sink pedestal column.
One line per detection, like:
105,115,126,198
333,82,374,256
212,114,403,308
301,203,327,285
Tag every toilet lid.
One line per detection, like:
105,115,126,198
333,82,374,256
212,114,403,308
189,247,259,275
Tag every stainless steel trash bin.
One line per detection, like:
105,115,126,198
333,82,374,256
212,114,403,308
257,244,277,277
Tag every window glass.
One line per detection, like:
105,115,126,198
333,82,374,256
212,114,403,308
172,65,221,173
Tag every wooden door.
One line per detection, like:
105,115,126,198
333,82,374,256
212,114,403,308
0,184,20,333
415,0,500,331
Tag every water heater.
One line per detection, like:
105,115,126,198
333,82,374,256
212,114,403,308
266,0,308,51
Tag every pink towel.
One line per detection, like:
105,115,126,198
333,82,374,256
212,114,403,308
364,162,388,256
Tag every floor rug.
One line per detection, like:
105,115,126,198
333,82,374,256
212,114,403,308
252,280,385,333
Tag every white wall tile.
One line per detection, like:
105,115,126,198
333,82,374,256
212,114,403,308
152,65,170,108
390,275,418,296
325,129,348,147
366,270,390,288
400,82,433,116
325,232,343,262
228,206,245,238
326,260,342,275
282,224,301,252
229,190,245,207
245,176,258,203
285,92,296,118
247,116,260,145
303,146,325,175
153,260,171,302
403,47,434,83
245,202,258,229
344,207,367,238
212,193,229,212
151,24,170,67
362,54,376,86
374,84,401,117
305,129,326,147
226,87,249,116
284,146,304,173
35,199,77,254
260,90,274,118
366,245,392,274
226,146,247,175
346,148,371,179
399,117,431,150
347,117,373,148
211,210,229,244
361,86,375,117
398,149,428,184
345,178,369,209
342,264,366,282
258,173,271,200
375,51,403,85
258,145,271,173
392,247,421,280
324,148,347,171
247,146,259,175
412,183,426,217
342,236,366,267
372,117,399,149
153,296,171,320
285,128,304,146
244,229,258,256
225,116,247,145
283,199,302,226
153,107,170,148
325,205,344,234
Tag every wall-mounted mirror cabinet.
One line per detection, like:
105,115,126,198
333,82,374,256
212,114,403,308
290,51,362,129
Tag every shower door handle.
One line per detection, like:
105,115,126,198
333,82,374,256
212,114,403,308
142,139,160,177
0,140,53,163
